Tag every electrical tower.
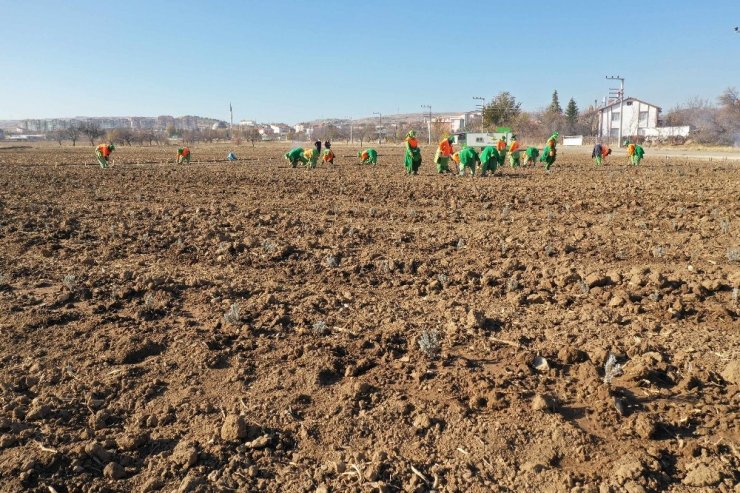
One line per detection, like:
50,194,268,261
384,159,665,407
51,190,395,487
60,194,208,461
605,76,625,147
373,112,382,144
421,105,432,144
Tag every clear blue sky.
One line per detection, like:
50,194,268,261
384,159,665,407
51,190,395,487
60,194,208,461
1,0,738,124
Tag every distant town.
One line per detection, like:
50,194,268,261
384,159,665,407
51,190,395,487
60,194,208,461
0,112,469,144
1,87,735,146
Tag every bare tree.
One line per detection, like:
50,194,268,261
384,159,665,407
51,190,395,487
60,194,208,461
357,124,375,148
577,105,601,137
718,87,739,108
80,121,104,145
665,97,724,144
117,127,134,146
105,129,120,145
431,121,448,143
49,129,65,146
718,87,740,146
246,127,260,147
65,123,80,146
540,109,565,135
138,130,156,146
512,112,547,141
182,129,198,145
129,129,144,146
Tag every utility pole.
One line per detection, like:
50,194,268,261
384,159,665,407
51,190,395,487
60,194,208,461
472,96,485,131
349,117,353,143
421,105,432,144
373,112,382,144
605,76,624,147
229,102,233,140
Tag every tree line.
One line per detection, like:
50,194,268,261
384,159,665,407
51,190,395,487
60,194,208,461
478,87,739,145
663,88,739,145
48,123,261,147
478,90,597,139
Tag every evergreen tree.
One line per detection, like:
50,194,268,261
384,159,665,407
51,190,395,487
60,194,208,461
548,90,563,115
565,98,579,133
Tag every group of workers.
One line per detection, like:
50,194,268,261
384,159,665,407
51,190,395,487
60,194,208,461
429,131,559,176
93,133,644,172
96,144,196,168
284,140,337,168
284,139,379,168
591,140,645,166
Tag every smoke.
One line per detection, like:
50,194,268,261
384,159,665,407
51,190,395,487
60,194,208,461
734,132,740,148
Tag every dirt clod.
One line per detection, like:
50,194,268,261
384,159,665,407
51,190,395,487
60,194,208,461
682,463,722,487
220,414,248,441
103,461,126,480
531,394,551,412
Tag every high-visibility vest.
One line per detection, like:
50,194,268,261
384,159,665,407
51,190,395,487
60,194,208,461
97,144,111,157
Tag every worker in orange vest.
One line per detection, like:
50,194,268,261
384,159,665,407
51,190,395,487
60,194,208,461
95,143,115,168
592,143,611,166
434,135,455,173
624,139,645,165
304,148,320,169
177,146,191,164
404,130,422,175
508,136,521,168
496,136,507,168
358,148,378,165
322,148,336,165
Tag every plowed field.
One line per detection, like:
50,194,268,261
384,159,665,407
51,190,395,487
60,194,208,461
0,143,738,492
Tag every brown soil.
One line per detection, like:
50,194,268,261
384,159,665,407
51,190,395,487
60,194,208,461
0,143,738,492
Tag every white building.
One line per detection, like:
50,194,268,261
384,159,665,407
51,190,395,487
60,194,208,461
450,115,468,133
598,97,661,139
430,114,471,134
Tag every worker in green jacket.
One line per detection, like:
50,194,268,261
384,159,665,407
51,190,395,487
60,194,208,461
592,143,611,166
177,147,191,164
540,132,559,172
508,136,522,168
434,135,455,173
453,147,480,176
524,147,539,167
304,148,320,169
496,136,507,168
95,143,115,168
404,130,422,175
285,147,308,168
358,148,378,165
632,143,645,166
480,146,500,176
